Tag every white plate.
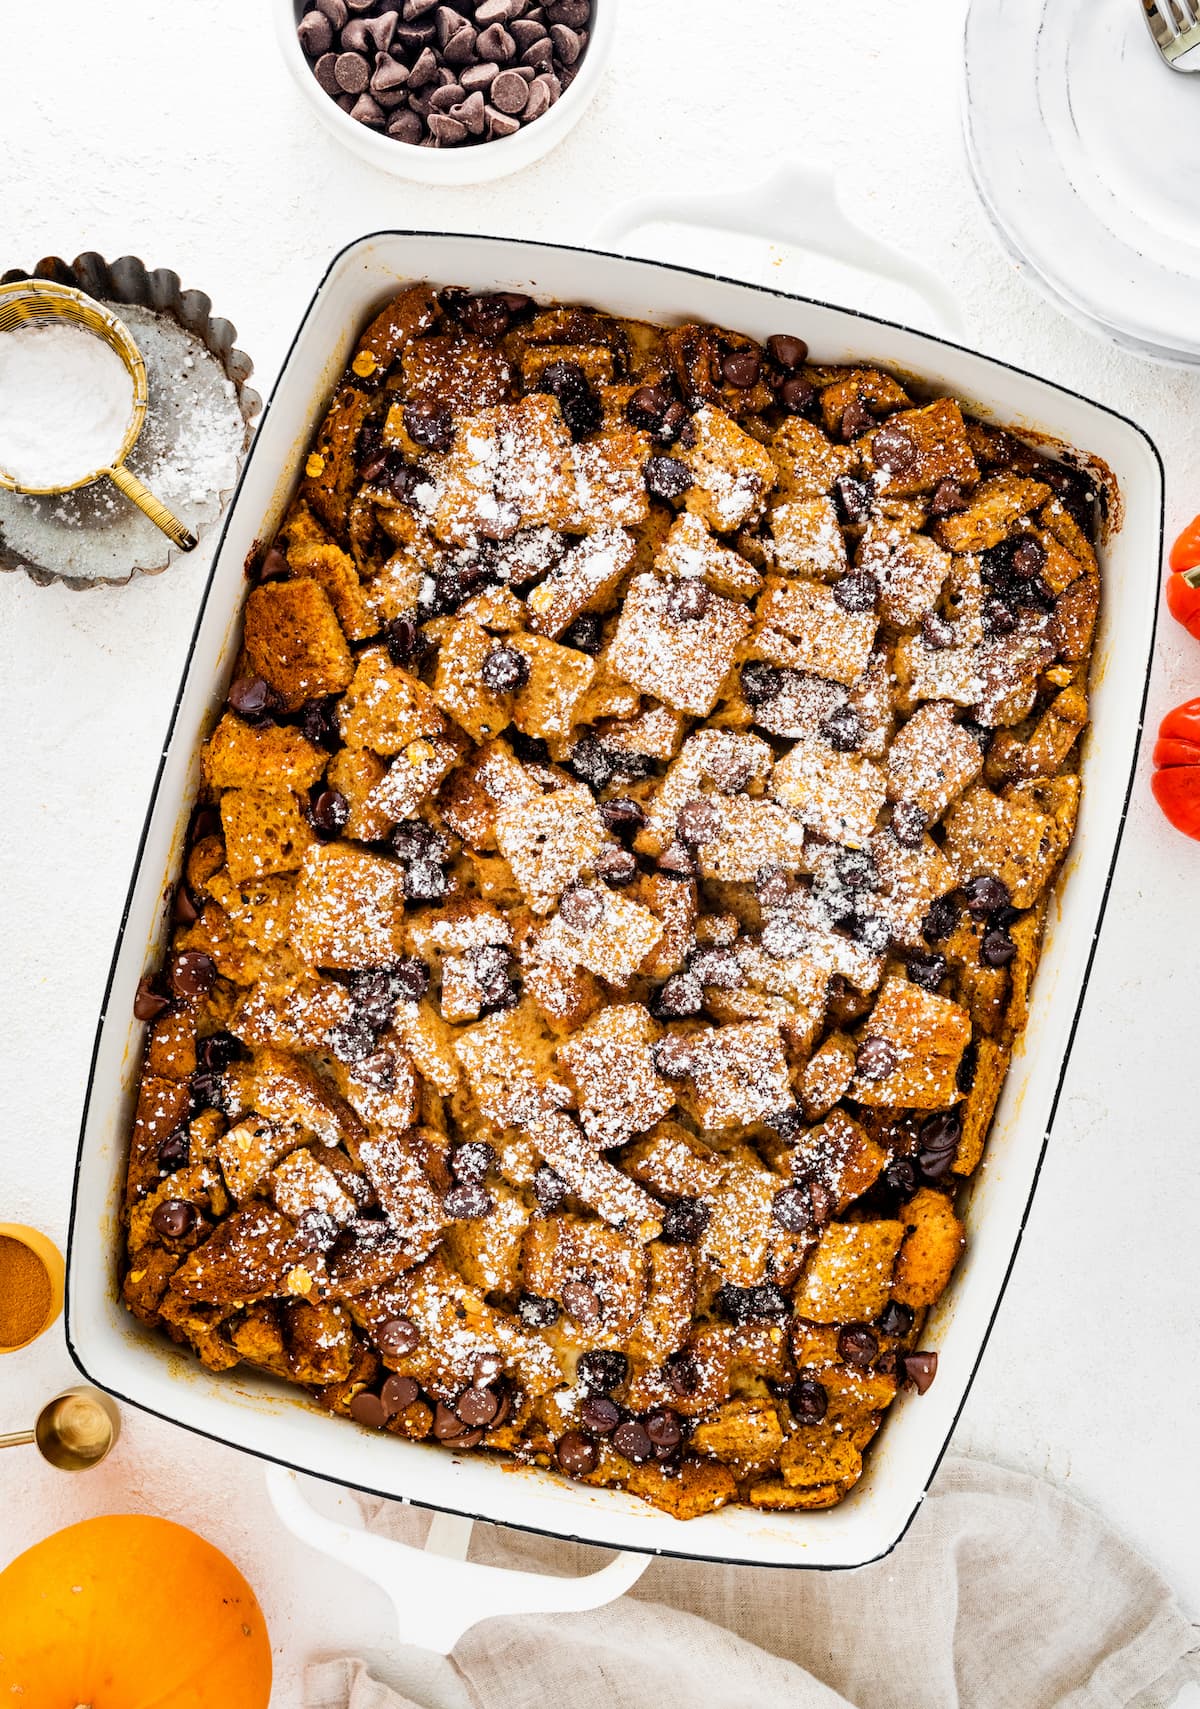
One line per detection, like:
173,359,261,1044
964,0,1200,363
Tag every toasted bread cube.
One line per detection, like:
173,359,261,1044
869,831,958,950
754,888,884,994
954,1036,1010,1176
299,385,373,538
342,1039,419,1130
736,943,830,1051
867,397,979,498
353,283,439,378
886,701,983,821
243,579,354,712
385,1255,560,1397
691,795,810,884
522,1212,649,1338
892,1186,965,1308
986,685,1088,786
205,872,297,956
794,1218,905,1323
793,1109,886,1213
893,637,985,711
359,1134,449,1266
847,646,896,758
532,1111,663,1237
942,783,1062,908
770,417,857,502
520,921,604,1033
748,1479,848,1511
769,497,848,581
941,552,988,644
932,474,1052,553
232,971,355,1054
621,1118,726,1198
627,1243,696,1365
215,1117,302,1203
609,572,751,718
678,1021,795,1131
510,633,596,742
569,429,651,530
850,976,972,1108
145,1008,197,1082
494,781,604,913
325,748,393,842
771,740,887,848
400,328,513,411
445,1181,529,1293
285,1298,355,1385
290,842,405,969
637,728,774,855
525,526,637,639
428,395,575,544
701,1145,812,1286
338,648,447,754
288,541,375,641
1050,571,1100,663
867,531,952,628
629,871,698,979
168,1204,312,1310
454,1004,571,1129
227,1045,362,1148
780,1429,864,1490
219,790,315,884
691,1399,784,1476
755,576,877,686
204,713,327,794
538,886,664,989
657,510,763,599
598,701,687,763
438,739,541,852
822,369,912,434
680,404,776,532
522,341,615,387
974,625,1058,728
557,1004,673,1148
270,1146,357,1225
431,616,513,740
392,998,461,1095
799,1031,857,1118
365,734,462,826
750,671,846,743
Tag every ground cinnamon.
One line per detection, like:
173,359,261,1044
0,1236,52,1347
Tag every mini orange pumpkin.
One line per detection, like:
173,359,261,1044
0,1514,272,1708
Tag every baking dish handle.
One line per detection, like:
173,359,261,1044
593,161,964,339
266,1465,650,1655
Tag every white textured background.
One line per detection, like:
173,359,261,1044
2,1,1199,1701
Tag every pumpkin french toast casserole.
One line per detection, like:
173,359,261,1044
121,285,1099,1518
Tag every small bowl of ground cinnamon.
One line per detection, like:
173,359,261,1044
0,1225,64,1352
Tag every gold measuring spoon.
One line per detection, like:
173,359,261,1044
0,280,196,550
0,1386,121,1471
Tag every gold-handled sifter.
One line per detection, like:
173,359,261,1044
0,280,196,550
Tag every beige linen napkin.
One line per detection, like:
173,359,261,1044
305,1457,1200,1709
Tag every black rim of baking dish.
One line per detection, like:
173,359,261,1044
64,230,1165,1573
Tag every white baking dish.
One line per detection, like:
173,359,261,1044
66,213,1163,1596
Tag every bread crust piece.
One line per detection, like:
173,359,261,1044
120,284,1098,1519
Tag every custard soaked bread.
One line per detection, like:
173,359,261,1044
120,286,1101,1517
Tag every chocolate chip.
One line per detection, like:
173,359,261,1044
626,384,674,432
432,1400,470,1440
428,113,468,141
389,109,426,143
720,349,762,389
835,849,878,892
568,731,617,791
578,1394,621,1436
327,1014,376,1065
562,1280,601,1324
791,1376,828,1422
170,950,216,1005
917,1111,962,1179
403,859,447,903
561,612,603,653
444,1182,493,1219
650,971,703,1019
610,1419,652,1464
644,1406,682,1450
480,642,530,693
821,704,864,752
227,675,278,719
577,1349,627,1393
832,474,872,526
1008,534,1047,579
381,1373,420,1413
313,52,342,93
455,1385,500,1426
676,797,721,846
306,786,349,838
981,927,1017,967
151,1199,196,1239
884,1154,918,1198
645,455,692,501
891,801,927,847
983,598,1018,637
518,1291,560,1327
717,1281,790,1324
157,1128,190,1173
755,864,791,907
832,568,878,613
666,579,710,624
350,1390,391,1429
779,374,817,415
658,1352,698,1400
477,21,516,58
767,333,808,369
170,880,200,927
906,950,947,990
299,10,335,53
856,1035,897,1081
652,1035,699,1080
334,50,370,92
923,893,961,943
660,1196,710,1245
655,841,697,881
532,1163,568,1212
595,845,637,886
878,1300,915,1338
902,1350,938,1393
401,401,453,450
378,1316,420,1357
740,659,782,705
921,611,955,650
461,58,500,89
923,477,967,520
559,883,605,930
838,1324,879,1367
841,396,875,441
690,945,742,989
957,1041,978,1095
963,875,1010,918
851,912,892,954
451,1140,495,1185
556,1429,598,1476
772,1183,814,1233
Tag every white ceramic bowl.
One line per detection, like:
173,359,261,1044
275,0,614,184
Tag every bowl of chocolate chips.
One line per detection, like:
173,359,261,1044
278,0,611,182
